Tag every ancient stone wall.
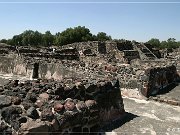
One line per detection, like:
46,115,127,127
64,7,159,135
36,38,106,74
0,54,81,81
0,78,125,134
141,65,178,97
98,59,179,98
0,42,179,99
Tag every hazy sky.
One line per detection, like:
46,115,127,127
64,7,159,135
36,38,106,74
0,0,180,42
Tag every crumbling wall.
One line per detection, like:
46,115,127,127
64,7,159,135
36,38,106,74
141,65,178,97
123,51,140,63
0,41,140,64
119,60,179,98
116,40,133,51
0,54,81,80
0,56,15,74
0,78,125,134
0,55,27,76
0,42,179,100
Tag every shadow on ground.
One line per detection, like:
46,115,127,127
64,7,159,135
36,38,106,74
100,112,139,133
155,83,179,96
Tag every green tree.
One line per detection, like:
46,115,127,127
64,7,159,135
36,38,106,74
21,30,43,46
42,31,54,46
160,38,180,49
177,41,180,48
166,38,178,49
22,30,34,45
12,34,23,45
1,26,115,46
160,41,167,49
55,26,94,46
0,39,7,43
33,31,43,46
147,38,161,48
6,39,14,45
96,32,111,41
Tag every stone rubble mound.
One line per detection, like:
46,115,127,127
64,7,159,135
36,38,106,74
0,78,125,135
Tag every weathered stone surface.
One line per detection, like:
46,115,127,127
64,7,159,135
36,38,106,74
1,106,22,125
0,77,125,134
39,93,49,101
0,95,11,108
0,121,8,132
26,93,37,103
50,118,60,131
18,116,28,124
26,107,39,119
0,39,180,134
35,99,44,108
54,102,64,113
11,96,21,105
19,120,49,135
0,86,4,92
41,108,54,121
76,101,87,111
85,100,97,109
64,100,75,111
22,101,33,110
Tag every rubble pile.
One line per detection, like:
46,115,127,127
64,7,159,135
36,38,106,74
0,78,125,134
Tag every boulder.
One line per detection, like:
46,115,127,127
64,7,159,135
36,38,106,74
54,102,64,113
64,100,75,111
19,119,49,135
1,106,22,130
76,101,87,111
11,96,21,105
41,108,54,122
0,95,12,108
39,93,49,101
26,107,39,119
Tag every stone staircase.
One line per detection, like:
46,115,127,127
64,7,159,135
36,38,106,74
133,43,157,60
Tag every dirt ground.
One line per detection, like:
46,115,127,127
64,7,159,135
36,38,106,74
102,84,180,135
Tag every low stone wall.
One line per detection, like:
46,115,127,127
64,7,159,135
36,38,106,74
102,61,179,98
0,54,80,80
123,50,140,63
141,65,178,97
0,78,125,134
118,66,179,98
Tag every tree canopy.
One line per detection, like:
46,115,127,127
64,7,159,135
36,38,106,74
146,38,180,49
55,26,94,45
96,32,112,41
0,26,180,50
146,38,160,48
0,26,112,47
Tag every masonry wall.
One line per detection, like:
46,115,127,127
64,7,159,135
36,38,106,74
141,65,178,97
117,60,179,98
0,78,125,134
0,42,179,100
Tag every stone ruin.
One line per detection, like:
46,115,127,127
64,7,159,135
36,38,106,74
0,78,124,134
0,41,179,134
0,41,179,98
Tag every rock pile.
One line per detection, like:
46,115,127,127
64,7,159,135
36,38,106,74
0,78,125,134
